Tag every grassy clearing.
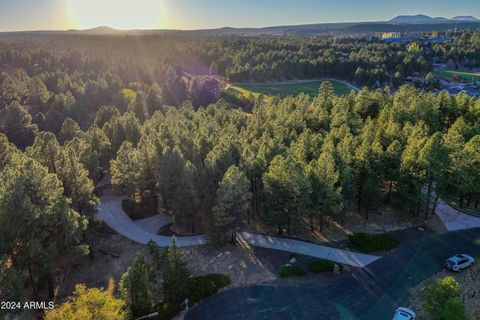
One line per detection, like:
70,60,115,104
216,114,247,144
434,69,480,82
227,80,353,98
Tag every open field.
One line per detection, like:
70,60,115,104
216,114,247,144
434,69,480,82
227,80,354,98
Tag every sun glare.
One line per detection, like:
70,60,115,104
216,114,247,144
68,0,166,30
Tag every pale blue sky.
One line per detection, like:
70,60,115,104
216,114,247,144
0,0,479,31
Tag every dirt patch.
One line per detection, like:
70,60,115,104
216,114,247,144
54,231,292,303
179,245,278,287
408,260,480,319
54,232,151,300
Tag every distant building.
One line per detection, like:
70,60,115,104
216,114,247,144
382,32,401,39
424,36,451,44
381,33,421,42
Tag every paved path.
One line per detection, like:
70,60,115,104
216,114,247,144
237,232,379,267
135,214,172,234
97,194,379,267
435,198,480,231
98,195,206,246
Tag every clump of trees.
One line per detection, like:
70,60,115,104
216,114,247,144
45,284,127,320
0,134,90,301
107,83,480,244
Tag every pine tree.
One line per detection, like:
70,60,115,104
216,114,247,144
119,254,156,316
3,101,38,150
308,147,343,231
208,165,252,245
59,117,84,144
57,146,99,214
262,155,311,234
162,237,190,304
110,141,140,199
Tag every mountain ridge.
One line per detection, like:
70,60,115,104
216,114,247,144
390,14,478,24
1,15,479,36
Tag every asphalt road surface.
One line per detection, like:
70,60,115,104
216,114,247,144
185,228,480,320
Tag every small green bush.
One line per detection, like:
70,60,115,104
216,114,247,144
155,274,231,320
442,297,467,320
308,260,335,273
279,265,306,277
156,302,182,320
187,274,231,304
346,232,399,252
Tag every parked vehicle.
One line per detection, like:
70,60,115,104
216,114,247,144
393,307,416,320
445,254,475,272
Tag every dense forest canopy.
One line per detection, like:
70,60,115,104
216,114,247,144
1,30,480,311
0,31,476,133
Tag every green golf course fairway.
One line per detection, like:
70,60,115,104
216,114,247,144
434,69,480,82
228,80,353,98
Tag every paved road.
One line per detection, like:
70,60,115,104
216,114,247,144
186,228,480,320
97,194,378,267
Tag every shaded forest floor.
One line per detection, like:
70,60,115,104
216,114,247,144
246,203,430,247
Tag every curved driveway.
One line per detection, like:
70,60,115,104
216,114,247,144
186,228,480,320
99,195,206,246
97,194,379,267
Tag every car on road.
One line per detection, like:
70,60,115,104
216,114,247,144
445,254,475,272
393,307,416,320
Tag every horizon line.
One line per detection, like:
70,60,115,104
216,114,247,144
0,14,478,34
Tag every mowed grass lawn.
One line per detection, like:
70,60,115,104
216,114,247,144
434,69,480,82
228,80,353,98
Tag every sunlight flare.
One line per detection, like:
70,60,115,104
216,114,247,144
68,0,166,30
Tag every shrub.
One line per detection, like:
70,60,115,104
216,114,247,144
423,277,462,319
307,260,335,273
279,265,306,277
346,233,399,252
442,297,467,320
156,302,182,320
156,274,231,320
187,274,231,304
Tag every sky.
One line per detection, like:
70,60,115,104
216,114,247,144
0,0,479,31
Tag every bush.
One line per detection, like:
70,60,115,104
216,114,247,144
279,265,306,277
346,233,399,252
156,302,182,320
187,274,231,304
423,277,462,319
442,297,467,320
155,274,231,320
308,260,335,273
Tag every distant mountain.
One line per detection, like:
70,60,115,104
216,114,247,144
2,16,480,38
451,16,479,21
82,26,120,35
389,14,447,24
